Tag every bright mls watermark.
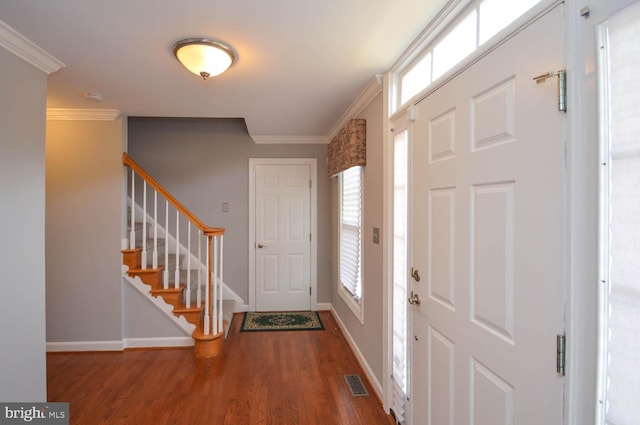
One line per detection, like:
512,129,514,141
0,403,68,424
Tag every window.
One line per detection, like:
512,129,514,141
395,0,542,111
432,9,477,81
400,53,432,105
598,3,640,423
339,166,363,320
478,0,540,44
391,128,409,422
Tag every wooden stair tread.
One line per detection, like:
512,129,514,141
150,285,185,295
173,305,204,313
121,247,142,254
128,266,164,273
192,322,227,341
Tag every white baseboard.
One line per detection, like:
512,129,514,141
47,340,124,352
46,336,194,352
316,302,332,311
234,304,249,312
123,337,193,349
330,305,383,401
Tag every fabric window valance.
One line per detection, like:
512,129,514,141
327,118,366,177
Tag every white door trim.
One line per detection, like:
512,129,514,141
248,158,318,312
383,3,574,419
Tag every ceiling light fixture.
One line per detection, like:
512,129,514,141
173,38,235,80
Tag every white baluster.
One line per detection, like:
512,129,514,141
141,182,147,269
174,211,180,289
129,170,135,249
163,200,169,289
204,237,211,335
218,234,224,332
186,222,191,309
152,190,158,269
197,230,202,308
213,234,218,335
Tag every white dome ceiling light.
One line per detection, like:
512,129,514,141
173,38,235,80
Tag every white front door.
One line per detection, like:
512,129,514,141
409,6,565,424
254,163,312,311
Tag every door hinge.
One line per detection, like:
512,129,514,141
309,179,312,189
309,286,312,295
533,69,567,112
556,334,566,376
310,233,312,242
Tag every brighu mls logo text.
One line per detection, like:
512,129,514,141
0,403,68,424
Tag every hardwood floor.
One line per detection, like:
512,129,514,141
47,311,395,425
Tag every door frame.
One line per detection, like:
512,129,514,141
382,0,603,421
248,158,318,312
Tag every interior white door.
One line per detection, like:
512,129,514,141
255,164,311,311
409,6,565,425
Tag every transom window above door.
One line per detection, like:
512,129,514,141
397,0,542,109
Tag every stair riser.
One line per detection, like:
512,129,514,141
140,249,184,269
121,249,142,270
127,270,163,288
178,310,203,327
194,338,223,359
192,326,226,359
154,292,182,309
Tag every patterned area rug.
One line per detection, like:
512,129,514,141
241,311,324,332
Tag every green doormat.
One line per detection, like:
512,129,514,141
241,311,324,332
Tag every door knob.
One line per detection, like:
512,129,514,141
411,267,421,282
408,291,421,306
257,243,267,248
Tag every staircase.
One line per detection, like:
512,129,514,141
121,153,233,358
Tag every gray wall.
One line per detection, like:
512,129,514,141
122,283,188,338
127,118,331,305
46,119,125,343
0,47,48,401
330,93,384,387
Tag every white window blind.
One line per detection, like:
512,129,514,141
392,129,409,423
340,166,362,300
600,2,640,423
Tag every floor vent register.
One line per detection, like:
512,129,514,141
344,374,369,397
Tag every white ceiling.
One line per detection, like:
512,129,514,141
0,0,443,139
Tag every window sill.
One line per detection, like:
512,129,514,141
338,285,364,325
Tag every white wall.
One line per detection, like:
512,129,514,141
330,93,385,389
46,119,125,343
0,47,48,401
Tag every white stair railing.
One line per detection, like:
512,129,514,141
164,200,169,289
197,230,202,308
152,190,158,269
124,153,225,337
141,182,147,269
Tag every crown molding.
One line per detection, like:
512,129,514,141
251,135,329,144
0,19,65,74
327,74,383,142
47,108,122,121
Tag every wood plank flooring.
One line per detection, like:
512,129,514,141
47,311,395,425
